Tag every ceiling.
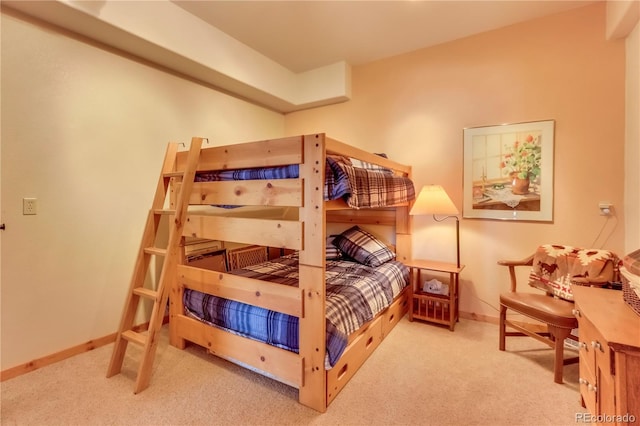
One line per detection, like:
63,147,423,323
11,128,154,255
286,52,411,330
4,0,600,112
171,0,598,73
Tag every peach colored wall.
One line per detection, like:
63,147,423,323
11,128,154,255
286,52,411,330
285,3,626,322
624,21,640,252
0,11,284,370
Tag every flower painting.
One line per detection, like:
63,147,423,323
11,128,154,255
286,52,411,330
501,134,542,181
463,120,555,222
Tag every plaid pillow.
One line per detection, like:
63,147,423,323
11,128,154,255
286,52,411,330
332,226,394,267
349,154,393,174
325,245,343,260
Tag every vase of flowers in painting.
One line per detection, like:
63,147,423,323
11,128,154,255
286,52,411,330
501,134,541,195
510,172,531,195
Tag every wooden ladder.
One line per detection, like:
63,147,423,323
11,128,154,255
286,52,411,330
106,137,204,393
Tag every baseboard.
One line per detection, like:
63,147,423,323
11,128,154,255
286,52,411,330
459,310,547,333
459,310,499,325
1,316,169,382
2,312,545,382
1,333,117,382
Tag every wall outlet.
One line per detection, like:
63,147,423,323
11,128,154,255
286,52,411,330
598,202,612,216
23,198,37,215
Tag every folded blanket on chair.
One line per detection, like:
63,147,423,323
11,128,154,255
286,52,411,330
528,244,620,301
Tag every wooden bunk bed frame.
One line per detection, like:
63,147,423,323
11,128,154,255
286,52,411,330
108,133,413,413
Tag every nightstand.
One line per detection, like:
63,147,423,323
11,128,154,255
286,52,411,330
405,259,465,331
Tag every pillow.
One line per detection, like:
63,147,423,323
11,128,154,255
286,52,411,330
325,235,342,260
332,226,394,267
326,154,352,166
325,245,343,260
348,153,393,174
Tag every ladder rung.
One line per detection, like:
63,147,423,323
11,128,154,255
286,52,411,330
122,330,147,346
133,287,158,301
163,171,184,178
144,247,167,256
153,209,176,215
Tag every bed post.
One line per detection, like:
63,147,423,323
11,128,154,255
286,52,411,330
298,134,328,412
169,237,187,349
395,166,413,263
395,208,412,262
165,165,187,350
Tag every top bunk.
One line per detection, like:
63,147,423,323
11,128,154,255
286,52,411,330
172,133,415,212
169,133,415,263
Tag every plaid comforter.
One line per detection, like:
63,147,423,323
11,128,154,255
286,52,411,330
324,156,415,208
195,156,415,209
183,253,409,368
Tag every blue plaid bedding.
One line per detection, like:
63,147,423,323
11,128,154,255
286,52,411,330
195,156,415,209
183,253,409,368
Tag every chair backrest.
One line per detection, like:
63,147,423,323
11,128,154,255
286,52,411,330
528,244,619,301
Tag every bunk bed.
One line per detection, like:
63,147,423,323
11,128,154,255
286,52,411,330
168,133,415,412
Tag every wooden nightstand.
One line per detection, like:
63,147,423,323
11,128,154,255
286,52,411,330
405,259,465,331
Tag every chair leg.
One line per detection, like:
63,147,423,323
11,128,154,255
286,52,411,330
499,304,506,351
549,325,571,384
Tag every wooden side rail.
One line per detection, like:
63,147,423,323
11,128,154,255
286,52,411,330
174,134,410,177
175,135,303,172
177,180,408,212
325,136,411,175
174,314,303,387
177,264,303,317
179,179,303,207
183,215,303,250
326,208,398,225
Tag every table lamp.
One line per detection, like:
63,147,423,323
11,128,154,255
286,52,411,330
410,185,460,268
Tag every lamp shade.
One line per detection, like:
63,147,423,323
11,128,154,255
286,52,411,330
410,185,459,216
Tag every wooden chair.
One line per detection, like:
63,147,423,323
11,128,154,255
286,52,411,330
498,254,578,384
498,245,619,384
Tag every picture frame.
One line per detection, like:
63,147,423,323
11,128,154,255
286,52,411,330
462,120,555,222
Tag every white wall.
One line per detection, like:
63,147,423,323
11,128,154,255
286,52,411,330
0,11,285,370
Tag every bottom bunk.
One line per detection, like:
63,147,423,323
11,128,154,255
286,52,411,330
169,253,410,410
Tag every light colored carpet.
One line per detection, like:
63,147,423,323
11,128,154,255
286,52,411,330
1,317,587,425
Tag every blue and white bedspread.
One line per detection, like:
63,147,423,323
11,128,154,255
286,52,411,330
183,253,409,368
195,155,415,209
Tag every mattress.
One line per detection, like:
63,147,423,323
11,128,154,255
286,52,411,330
195,155,415,209
183,253,409,368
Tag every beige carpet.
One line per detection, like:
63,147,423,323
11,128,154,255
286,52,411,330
1,317,587,425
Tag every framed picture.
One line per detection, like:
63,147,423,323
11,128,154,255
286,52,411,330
462,120,555,222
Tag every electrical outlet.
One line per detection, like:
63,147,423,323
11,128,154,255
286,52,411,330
598,202,612,216
23,198,37,215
